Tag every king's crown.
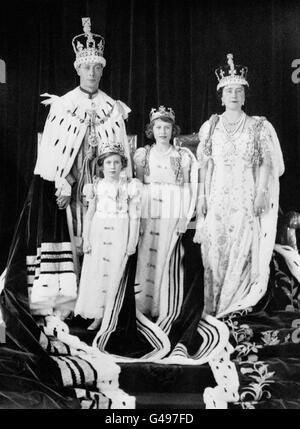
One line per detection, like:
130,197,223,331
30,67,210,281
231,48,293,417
149,106,176,122
215,54,248,90
72,17,106,68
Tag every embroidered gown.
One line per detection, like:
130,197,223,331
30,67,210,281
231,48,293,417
74,178,141,320
133,144,193,331
197,115,284,318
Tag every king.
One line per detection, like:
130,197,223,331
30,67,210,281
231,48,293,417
24,17,132,319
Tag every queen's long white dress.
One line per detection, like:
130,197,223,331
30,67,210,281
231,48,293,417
74,178,141,320
197,115,284,318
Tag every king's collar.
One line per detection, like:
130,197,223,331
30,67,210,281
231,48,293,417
79,86,99,99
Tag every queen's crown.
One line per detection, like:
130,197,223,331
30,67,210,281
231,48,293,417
215,54,248,90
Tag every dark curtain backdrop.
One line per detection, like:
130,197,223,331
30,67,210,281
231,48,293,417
1,0,300,271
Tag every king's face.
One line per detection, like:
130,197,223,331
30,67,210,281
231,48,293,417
77,62,103,92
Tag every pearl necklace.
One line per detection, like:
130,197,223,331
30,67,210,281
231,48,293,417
221,112,246,138
223,116,242,126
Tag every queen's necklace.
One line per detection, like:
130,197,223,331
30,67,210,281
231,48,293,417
221,112,246,140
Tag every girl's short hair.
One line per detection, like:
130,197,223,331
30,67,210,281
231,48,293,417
97,152,128,169
145,116,181,140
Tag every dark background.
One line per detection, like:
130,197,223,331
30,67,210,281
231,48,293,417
0,0,300,271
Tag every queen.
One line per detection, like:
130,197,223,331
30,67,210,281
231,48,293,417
194,54,285,317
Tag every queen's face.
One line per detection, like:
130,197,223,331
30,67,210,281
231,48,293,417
77,62,103,92
103,154,122,180
221,84,245,111
152,119,173,144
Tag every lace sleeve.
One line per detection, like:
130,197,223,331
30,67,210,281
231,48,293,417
82,183,95,201
197,120,211,168
180,150,192,170
133,147,147,169
82,176,100,202
258,121,273,169
128,178,143,219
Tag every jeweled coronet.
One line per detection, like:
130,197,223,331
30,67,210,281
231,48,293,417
98,141,126,158
149,106,176,122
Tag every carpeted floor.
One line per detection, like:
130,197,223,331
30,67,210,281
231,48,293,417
63,250,300,409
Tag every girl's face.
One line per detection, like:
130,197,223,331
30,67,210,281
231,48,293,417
221,84,245,111
102,154,122,180
152,119,173,144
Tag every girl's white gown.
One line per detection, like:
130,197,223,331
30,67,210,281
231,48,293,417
75,178,141,320
133,144,194,331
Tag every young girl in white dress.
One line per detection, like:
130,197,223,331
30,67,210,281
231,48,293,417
133,106,198,333
74,142,142,330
